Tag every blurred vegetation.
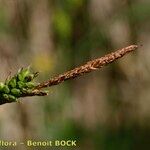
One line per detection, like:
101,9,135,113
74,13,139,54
0,0,150,150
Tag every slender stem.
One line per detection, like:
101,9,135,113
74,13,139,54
21,90,48,97
35,45,138,90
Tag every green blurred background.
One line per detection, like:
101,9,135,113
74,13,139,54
0,0,150,149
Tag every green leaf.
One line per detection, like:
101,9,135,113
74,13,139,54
25,74,34,82
25,82,35,89
11,88,21,97
2,85,10,93
8,95,17,101
0,82,5,92
8,77,16,88
25,72,39,82
18,68,30,81
2,94,9,100
17,81,26,89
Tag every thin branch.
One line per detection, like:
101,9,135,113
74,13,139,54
35,45,138,90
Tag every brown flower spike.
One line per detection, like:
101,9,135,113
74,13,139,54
35,45,138,90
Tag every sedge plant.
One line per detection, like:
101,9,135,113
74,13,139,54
0,45,138,105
